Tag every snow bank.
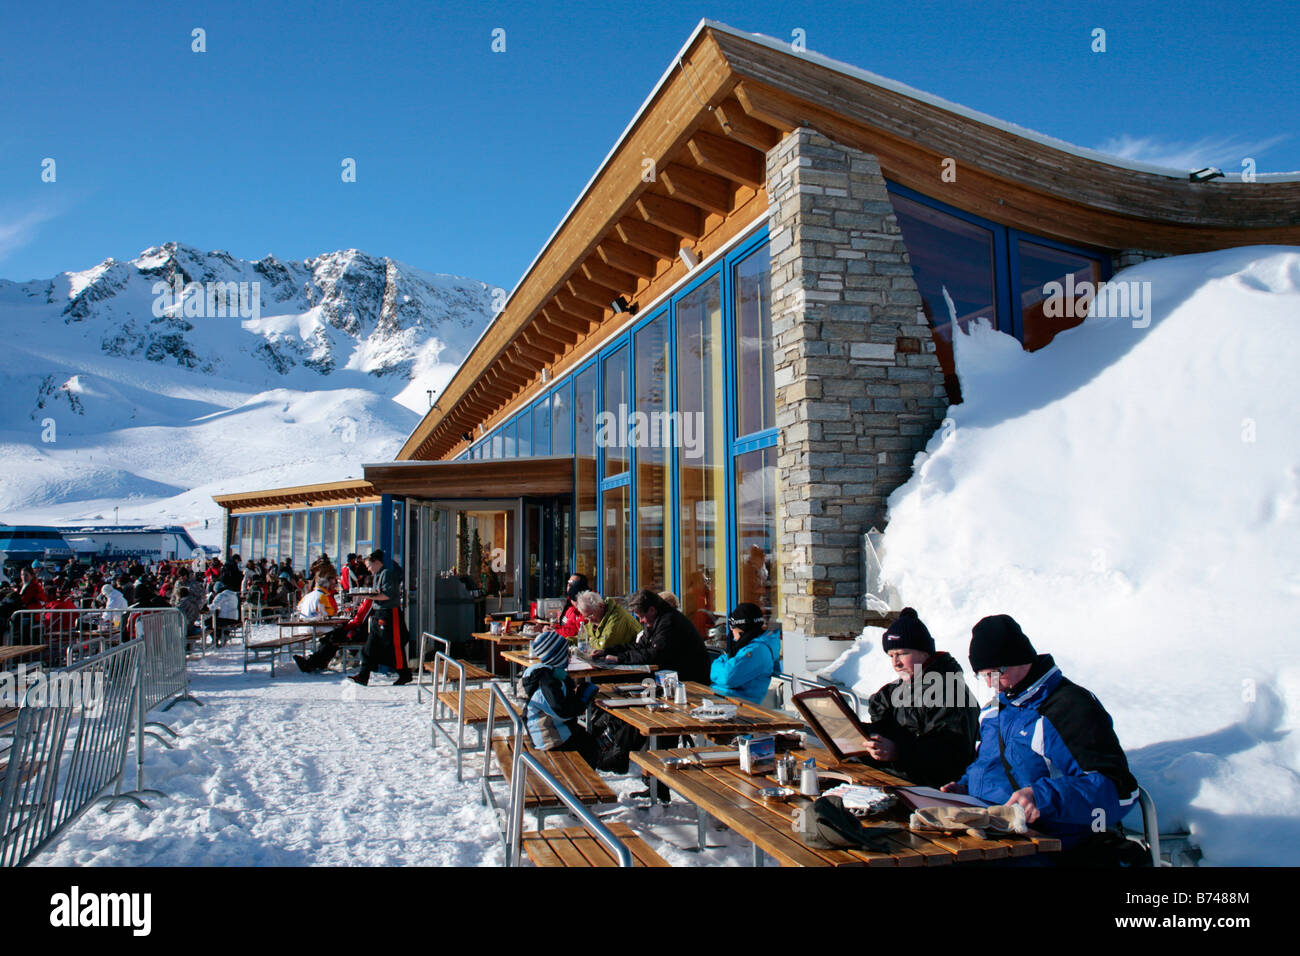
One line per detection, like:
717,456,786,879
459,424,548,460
825,247,1300,865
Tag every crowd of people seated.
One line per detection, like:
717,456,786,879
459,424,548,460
520,586,1137,863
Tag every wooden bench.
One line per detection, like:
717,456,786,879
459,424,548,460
416,633,492,704
244,623,318,677
521,823,670,868
430,655,501,781
490,738,615,829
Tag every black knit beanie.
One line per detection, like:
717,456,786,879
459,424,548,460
969,614,1037,672
881,607,935,654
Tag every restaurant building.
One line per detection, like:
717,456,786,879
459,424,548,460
214,22,1300,665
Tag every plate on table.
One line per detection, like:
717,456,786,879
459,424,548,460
689,702,738,721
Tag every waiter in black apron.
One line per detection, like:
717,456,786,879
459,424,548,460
350,549,413,686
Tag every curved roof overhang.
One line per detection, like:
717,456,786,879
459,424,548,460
398,21,1300,464
212,480,379,514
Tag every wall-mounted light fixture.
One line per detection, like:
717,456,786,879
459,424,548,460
541,368,551,383
678,247,701,270
461,432,473,442
611,296,639,316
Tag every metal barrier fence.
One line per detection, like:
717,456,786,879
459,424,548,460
6,608,200,801
0,641,142,866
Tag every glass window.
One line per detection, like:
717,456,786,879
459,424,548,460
292,512,306,568
252,515,264,560
516,411,532,457
735,446,779,621
323,510,337,564
634,314,671,591
890,193,999,401
358,506,374,545
603,346,629,477
278,513,291,563
490,430,502,459
533,395,551,456
551,381,572,456
602,482,630,599
265,515,279,562
308,510,322,548
1017,239,1105,352
676,274,727,625
340,507,355,558
240,519,252,561
502,419,516,458
574,365,599,581
734,245,775,437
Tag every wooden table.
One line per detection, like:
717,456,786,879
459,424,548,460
0,645,46,667
473,631,532,675
632,747,1062,867
595,681,804,745
500,648,653,683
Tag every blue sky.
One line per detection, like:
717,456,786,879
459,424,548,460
2,0,1296,287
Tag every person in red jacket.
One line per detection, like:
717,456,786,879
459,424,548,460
18,566,46,609
553,574,588,641
293,599,373,673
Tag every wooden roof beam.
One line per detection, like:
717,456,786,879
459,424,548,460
541,306,596,336
553,292,605,325
635,191,704,239
582,258,639,294
660,163,732,215
597,240,658,279
713,97,782,151
733,82,806,137
520,326,568,358
615,218,681,259
686,130,766,189
566,274,621,309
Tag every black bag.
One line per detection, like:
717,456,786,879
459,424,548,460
590,710,646,774
1055,830,1154,867
793,795,902,851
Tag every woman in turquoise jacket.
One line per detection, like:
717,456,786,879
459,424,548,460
710,603,781,703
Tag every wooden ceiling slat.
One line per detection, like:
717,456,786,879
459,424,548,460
542,306,596,336
597,240,659,278
636,191,705,238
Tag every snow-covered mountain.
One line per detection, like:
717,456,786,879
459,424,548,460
0,243,501,541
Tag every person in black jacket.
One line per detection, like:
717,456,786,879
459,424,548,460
860,607,979,787
602,588,710,683
349,550,412,686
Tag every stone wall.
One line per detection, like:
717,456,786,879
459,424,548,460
1113,249,1168,271
767,128,948,642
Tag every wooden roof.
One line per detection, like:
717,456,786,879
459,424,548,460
362,456,574,498
397,21,1300,464
212,480,378,513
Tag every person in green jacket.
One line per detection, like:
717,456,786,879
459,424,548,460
572,591,639,653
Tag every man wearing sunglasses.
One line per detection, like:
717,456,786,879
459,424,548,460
940,614,1138,851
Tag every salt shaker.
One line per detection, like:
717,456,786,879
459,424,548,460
799,758,819,797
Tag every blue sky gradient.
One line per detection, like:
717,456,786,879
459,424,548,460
2,0,1296,287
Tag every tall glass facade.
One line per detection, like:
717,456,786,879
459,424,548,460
457,226,779,630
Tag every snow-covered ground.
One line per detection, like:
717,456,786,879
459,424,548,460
823,247,1300,866
36,628,752,867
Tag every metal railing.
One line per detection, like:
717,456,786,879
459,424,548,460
507,750,634,867
480,681,526,856
0,641,142,866
772,671,863,717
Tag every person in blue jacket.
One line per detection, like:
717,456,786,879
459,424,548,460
521,630,600,768
941,614,1139,850
710,602,781,704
